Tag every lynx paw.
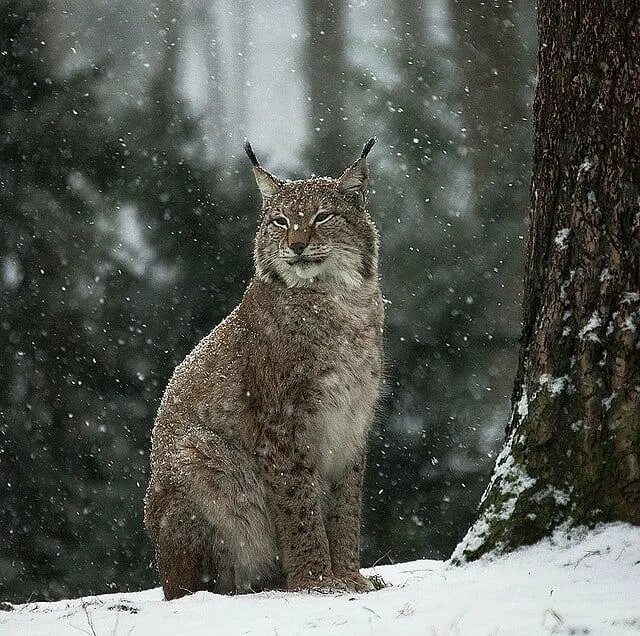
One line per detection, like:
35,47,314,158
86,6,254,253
336,571,376,593
286,576,350,594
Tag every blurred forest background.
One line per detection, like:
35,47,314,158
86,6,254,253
0,0,535,602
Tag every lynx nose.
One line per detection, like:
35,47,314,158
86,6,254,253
289,242,307,255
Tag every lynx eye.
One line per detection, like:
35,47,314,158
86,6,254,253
314,212,334,225
271,216,289,229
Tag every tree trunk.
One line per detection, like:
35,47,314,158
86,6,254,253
192,0,225,155
150,0,182,138
302,0,350,175
454,0,640,561
448,0,533,371
450,0,530,206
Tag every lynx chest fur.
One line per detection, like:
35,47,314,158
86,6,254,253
145,138,384,599
241,280,383,484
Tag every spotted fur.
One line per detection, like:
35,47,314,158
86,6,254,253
145,141,384,599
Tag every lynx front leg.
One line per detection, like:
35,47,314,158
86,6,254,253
325,454,374,592
264,464,339,589
257,440,348,591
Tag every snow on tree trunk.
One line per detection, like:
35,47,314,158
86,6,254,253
454,0,640,561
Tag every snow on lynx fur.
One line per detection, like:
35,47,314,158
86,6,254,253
144,139,383,599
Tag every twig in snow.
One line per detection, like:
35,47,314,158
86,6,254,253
81,600,98,636
545,608,564,625
396,602,415,617
574,549,601,568
615,546,627,561
370,550,392,568
362,605,382,620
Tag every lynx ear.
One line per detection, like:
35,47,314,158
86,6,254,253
338,137,376,207
244,140,282,203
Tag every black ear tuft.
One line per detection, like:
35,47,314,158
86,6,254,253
244,141,282,203
337,139,375,208
244,140,260,167
360,136,376,160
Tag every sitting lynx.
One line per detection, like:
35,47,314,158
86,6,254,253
144,138,384,599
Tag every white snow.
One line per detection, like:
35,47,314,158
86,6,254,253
622,316,637,333
516,388,529,418
532,486,572,508
578,311,602,342
4,524,638,635
452,390,539,559
554,228,571,250
602,392,618,411
539,373,572,395
577,157,593,176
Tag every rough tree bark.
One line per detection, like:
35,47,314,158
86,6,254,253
454,0,640,561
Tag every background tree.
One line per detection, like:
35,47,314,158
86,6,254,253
361,0,533,563
1,0,536,601
455,0,640,561
0,0,251,599
302,0,351,174
0,0,126,598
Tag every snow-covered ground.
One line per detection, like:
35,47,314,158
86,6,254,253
3,523,639,635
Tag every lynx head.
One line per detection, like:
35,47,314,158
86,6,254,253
245,139,379,290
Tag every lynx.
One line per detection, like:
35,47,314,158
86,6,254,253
144,138,384,600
